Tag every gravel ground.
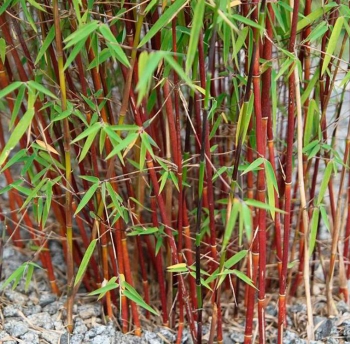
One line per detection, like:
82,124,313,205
2,243,350,343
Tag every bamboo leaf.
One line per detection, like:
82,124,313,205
224,250,248,269
74,183,99,215
231,14,263,30
0,264,26,290
64,20,99,48
309,208,320,256
241,157,264,175
78,127,100,162
0,38,6,63
316,161,333,206
264,160,278,219
233,270,256,289
74,239,97,287
0,107,35,167
35,140,59,155
88,277,119,299
99,24,130,67
64,39,86,70
35,25,55,64
167,263,188,272
123,282,159,316
244,198,286,214
186,0,205,74
27,0,46,12
138,0,188,47
321,17,344,76
0,81,23,99
297,5,335,32
106,132,139,160
222,198,240,250
27,80,58,99
24,263,34,292
72,122,102,143
10,84,26,130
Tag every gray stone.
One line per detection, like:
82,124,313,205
73,317,88,335
91,334,111,344
144,330,162,343
0,330,17,344
230,331,244,343
54,319,65,331
39,293,57,307
315,318,334,339
22,304,41,316
3,304,23,317
20,330,40,344
41,331,61,344
337,300,350,313
223,333,235,344
27,311,54,330
43,300,63,315
290,303,306,313
156,327,176,342
344,324,350,340
78,303,101,319
326,338,339,344
4,290,28,306
71,333,85,344
4,319,29,337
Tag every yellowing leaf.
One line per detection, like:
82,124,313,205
35,140,59,155
230,0,241,7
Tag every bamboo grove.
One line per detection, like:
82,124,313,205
0,0,349,343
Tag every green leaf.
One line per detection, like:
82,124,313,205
98,24,130,67
316,161,333,205
233,269,256,289
106,132,139,160
10,84,26,130
74,239,97,286
0,38,6,63
20,0,37,32
0,0,13,16
321,17,344,76
21,177,48,211
24,263,34,292
0,81,23,99
241,157,264,175
186,0,205,74
0,107,35,167
27,0,47,12
123,282,159,316
64,21,99,49
27,80,58,99
78,126,100,163
0,149,27,173
264,160,277,219
64,39,86,71
222,198,240,250
138,0,187,47
297,5,334,32
224,250,248,269
302,21,328,44
72,122,102,143
127,227,159,236
74,182,99,215
244,198,286,214
309,208,320,256
231,14,263,30
88,277,119,300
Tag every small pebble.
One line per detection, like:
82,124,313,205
20,331,40,344
4,319,29,337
